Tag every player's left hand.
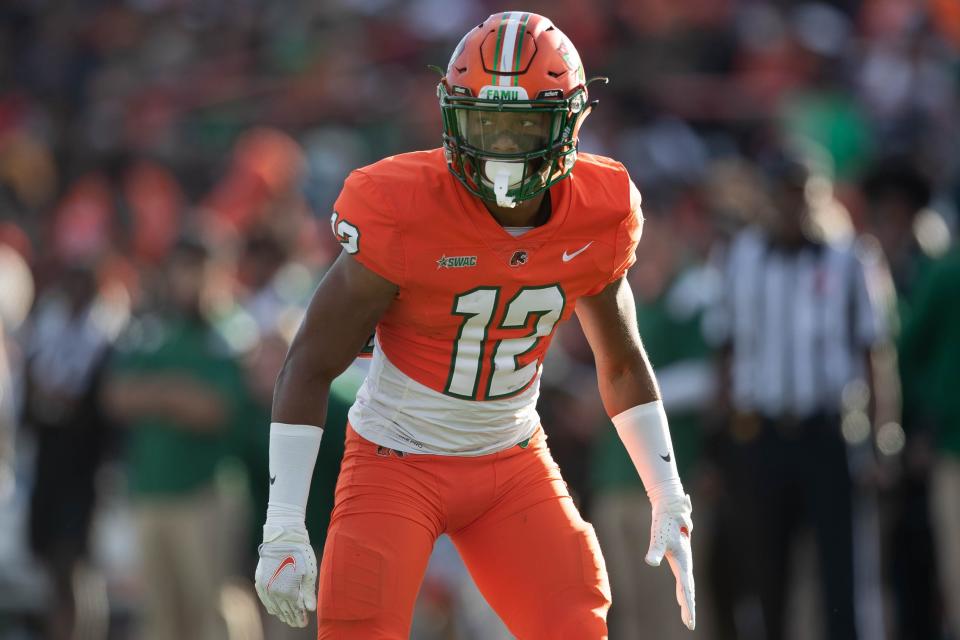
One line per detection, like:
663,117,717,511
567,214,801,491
645,493,696,630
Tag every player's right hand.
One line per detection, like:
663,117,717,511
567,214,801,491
254,524,318,628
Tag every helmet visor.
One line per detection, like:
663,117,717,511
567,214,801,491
455,108,559,155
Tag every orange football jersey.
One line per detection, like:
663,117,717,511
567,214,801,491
331,148,641,401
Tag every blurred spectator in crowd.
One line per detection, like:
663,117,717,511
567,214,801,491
705,147,892,640
49,153,182,277
0,240,33,501
103,238,246,640
589,211,717,640
237,231,294,335
778,4,873,184
898,246,960,640
862,157,948,639
863,158,946,299
21,262,123,640
198,128,327,270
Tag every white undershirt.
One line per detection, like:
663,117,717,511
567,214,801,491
348,340,542,455
504,226,534,237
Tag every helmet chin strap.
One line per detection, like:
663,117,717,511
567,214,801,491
484,160,524,208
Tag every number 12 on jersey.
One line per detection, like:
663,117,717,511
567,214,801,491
444,284,565,400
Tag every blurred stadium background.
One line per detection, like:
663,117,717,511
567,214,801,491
0,0,958,639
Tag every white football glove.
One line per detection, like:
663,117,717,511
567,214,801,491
646,494,696,631
255,524,318,628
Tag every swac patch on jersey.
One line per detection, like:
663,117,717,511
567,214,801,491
437,255,478,269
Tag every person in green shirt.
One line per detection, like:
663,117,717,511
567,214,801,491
898,247,960,638
862,158,944,638
104,238,247,640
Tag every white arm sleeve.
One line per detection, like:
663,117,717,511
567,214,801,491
266,422,323,528
611,400,684,503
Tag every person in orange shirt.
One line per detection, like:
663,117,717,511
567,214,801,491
254,12,695,639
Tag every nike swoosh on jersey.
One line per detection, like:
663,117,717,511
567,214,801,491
562,242,593,262
267,556,297,589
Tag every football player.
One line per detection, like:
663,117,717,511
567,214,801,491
254,12,695,639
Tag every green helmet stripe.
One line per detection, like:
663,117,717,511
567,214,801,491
512,13,531,86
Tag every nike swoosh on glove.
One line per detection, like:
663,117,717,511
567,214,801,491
255,524,318,628
646,494,696,631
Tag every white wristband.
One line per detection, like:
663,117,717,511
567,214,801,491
611,400,684,504
266,422,323,527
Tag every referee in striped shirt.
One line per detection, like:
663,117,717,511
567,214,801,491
706,150,889,640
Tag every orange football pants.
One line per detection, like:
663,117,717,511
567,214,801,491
316,424,611,639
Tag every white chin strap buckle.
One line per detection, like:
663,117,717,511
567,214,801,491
484,160,524,208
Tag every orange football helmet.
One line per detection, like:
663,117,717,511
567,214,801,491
438,12,602,208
